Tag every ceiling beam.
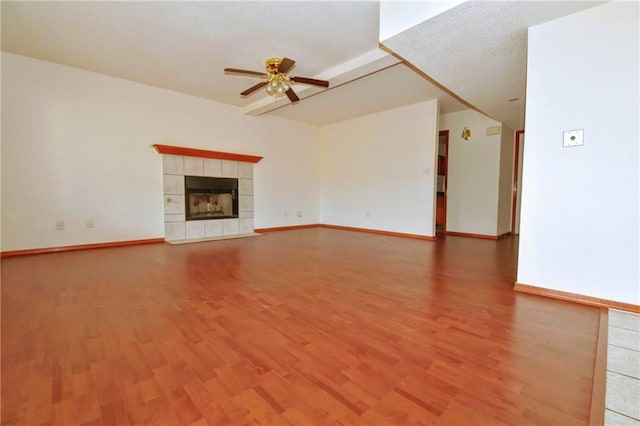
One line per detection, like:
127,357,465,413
242,49,401,116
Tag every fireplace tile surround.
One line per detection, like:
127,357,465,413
156,146,260,242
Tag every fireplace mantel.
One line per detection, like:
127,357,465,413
153,144,263,163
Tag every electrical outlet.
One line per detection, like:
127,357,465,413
86,220,95,229
56,220,65,231
284,211,288,217
366,211,370,219
563,129,584,147
296,210,302,218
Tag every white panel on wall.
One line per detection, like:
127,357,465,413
165,222,185,241
238,162,253,179
163,175,184,195
184,157,204,176
519,1,639,305
203,159,222,177
186,221,205,239
240,218,254,234
222,219,240,236
222,160,239,178
239,196,254,213
205,220,223,238
239,179,253,196
163,195,185,215
165,214,184,223
163,155,184,175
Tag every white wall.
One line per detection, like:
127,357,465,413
319,100,439,236
497,125,515,235
1,53,320,251
519,1,639,305
439,109,503,236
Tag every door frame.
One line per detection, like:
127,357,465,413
437,130,450,233
511,130,524,235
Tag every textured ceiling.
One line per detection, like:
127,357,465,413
1,1,379,108
1,1,466,125
270,63,467,125
1,1,605,128
381,1,605,130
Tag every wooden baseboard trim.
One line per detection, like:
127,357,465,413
445,231,511,240
320,224,436,241
254,224,436,241
254,224,321,233
514,283,640,313
1,238,165,258
589,309,608,426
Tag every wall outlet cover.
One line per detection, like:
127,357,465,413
563,129,584,147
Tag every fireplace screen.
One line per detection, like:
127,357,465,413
184,176,238,221
188,193,233,218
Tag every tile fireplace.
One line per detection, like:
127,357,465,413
153,144,262,242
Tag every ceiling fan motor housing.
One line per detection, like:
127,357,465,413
265,58,283,73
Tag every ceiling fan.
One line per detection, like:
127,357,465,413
224,57,329,103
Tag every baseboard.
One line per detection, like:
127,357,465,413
253,224,321,233
589,309,608,426
445,231,511,240
514,283,640,313
0,238,165,258
320,224,436,241
254,224,436,241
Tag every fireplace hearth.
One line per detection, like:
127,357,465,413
185,176,238,221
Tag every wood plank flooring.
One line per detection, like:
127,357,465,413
1,228,601,425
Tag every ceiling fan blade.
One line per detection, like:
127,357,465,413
224,68,269,78
278,57,296,74
290,76,329,87
285,88,300,103
241,81,268,97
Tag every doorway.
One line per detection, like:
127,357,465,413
512,130,525,234
436,130,449,235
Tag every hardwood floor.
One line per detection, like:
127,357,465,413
1,228,601,425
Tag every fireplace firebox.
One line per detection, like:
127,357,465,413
184,176,238,221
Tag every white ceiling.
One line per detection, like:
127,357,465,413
1,1,604,128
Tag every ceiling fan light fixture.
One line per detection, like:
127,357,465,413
266,75,289,97
266,80,278,95
224,57,329,104
276,84,287,95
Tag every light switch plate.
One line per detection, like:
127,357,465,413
563,129,584,147
486,125,501,136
